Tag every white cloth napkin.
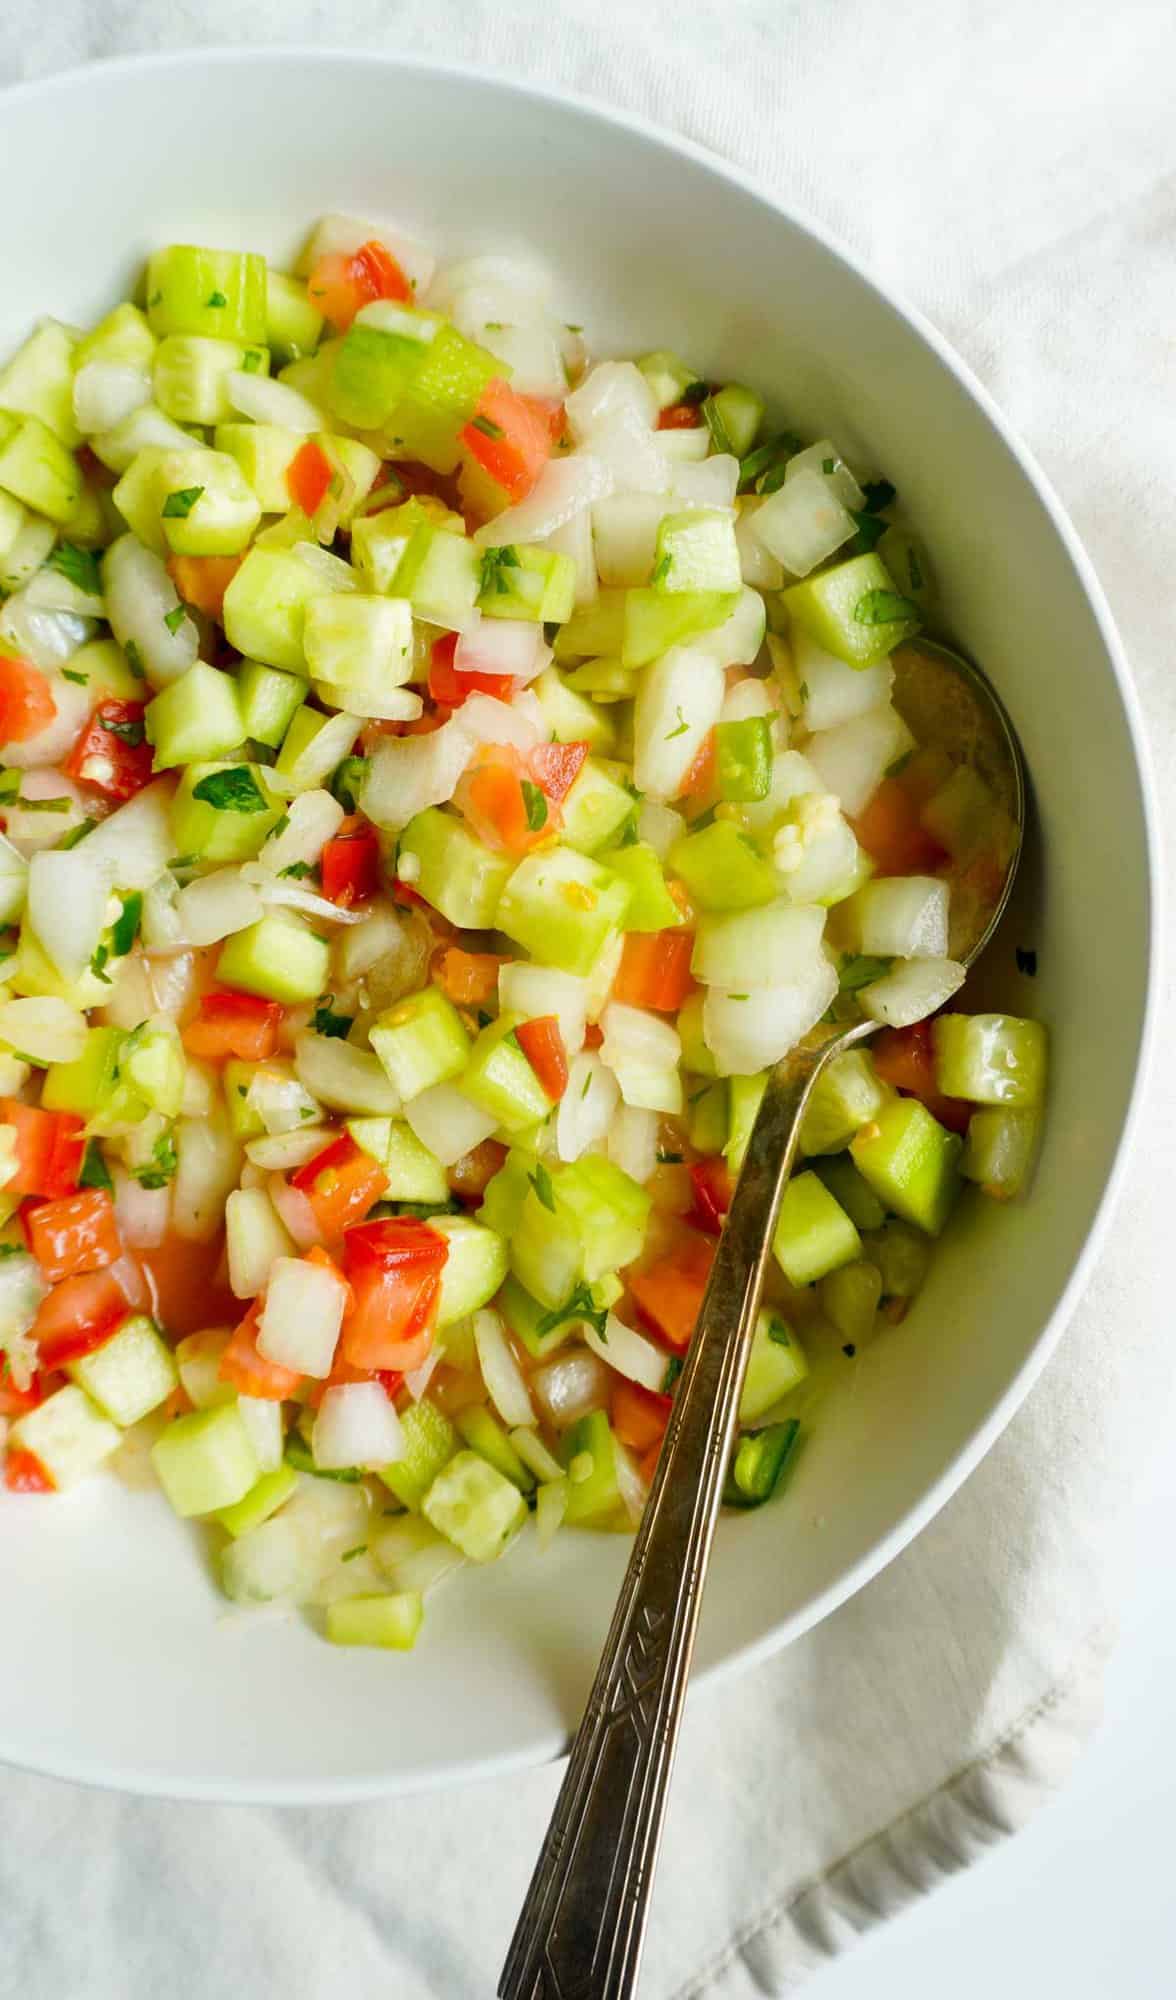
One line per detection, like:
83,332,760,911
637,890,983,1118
2,5,1175,1996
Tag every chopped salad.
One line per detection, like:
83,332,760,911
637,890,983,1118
0,215,1047,1651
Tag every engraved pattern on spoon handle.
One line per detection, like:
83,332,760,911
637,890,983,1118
499,1028,870,2000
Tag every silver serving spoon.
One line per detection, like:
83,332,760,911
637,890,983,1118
500,639,1026,2000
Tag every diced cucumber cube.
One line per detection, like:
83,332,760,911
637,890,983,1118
223,1060,265,1139
111,446,170,554
265,268,324,363
725,1070,767,1176
378,1397,458,1511
498,1272,576,1360
394,521,482,628
851,1098,962,1236
0,412,82,522
715,717,773,803
75,303,156,372
677,992,717,1079
654,509,742,594
151,1402,260,1517
739,1309,808,1423
222,546,340,672
461,1013,552,1132
325,1592,424,1649
171,761,283,863
145,245,267,344
303,593,413,692
153,446,261,557
861,1218,933,1303
496,847,632,977
216,1461,299,1538
687,1079,728,1153
961,1104,1042,1200
9,1384,121,1490
213,421,301,511
560,1410,623,1527
236,659,307,748
511,1155,650,1307
636,349,699,410
932,1013,1047,1107
455,1405,534,1493
531,667,618,754
0,319,79,447
370,986,471,1100
272,704,360,794
351,508,418,595
703,383,765,458
65,637,144,704
819,1259,883,1344
154,335,269,425
606,841,683,932
782,552,920,669
799,1049,889,1156
217,914,330,1005
726,1416,800,1507
397,321,499,425
328,304,443,429
40,1024,124,1115
477,544,576,624
621,586,738,667
145,661,245,768
668,820,778,912
558,758,636,856
813,1153,887,1231
772,1170,861,1285
552,589,627,662
397,808,514,930
67,1315,178,1426
421,1448,527,1561
432,1215,509,1326
346,1116,449,1202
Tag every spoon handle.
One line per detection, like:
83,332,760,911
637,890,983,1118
500,1036,851,2000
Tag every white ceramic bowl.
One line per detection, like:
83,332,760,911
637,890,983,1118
0,49,1157,1803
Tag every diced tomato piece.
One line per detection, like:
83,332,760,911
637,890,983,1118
182,989,284,1063
446,1137,508,1201
75,443,117,489
851,777,947,876
22,1189,122,1285
514,1015,569,1102
4,1448,54,1493
611,1376,672,1455
306,240,411,332
434,946,504,1007
391,878,431,910
455,743,556,856
286,437,334,517
583,1021,604,1050
637,1439,664,1487
165,553,244,622
138,1234,239,1340
0,1102,85,1199
218,1297,303,1402
657,401,704,430
872,1020,972,1134
612,930,696,1012
31,1268,130,1369
689,1157,732,1237
339,1217,449,1371
292,1134,388,1241
0,654,56,744
460,379,555,504
528,739,589,804
62,699,153,801
628,1235,714,1350
528,396,567,444
303,1349,404,1411
320,817,381,907
680,728,717,802
428,631,515,709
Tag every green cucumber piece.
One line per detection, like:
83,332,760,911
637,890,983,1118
421,1448,527,1561
621,586,738,667
0,320,79,447
325,1592,424,1649
378,1397,458,1511
0,412,82,522
726,1417,800,1507
715,717,773,803
654,509,742,594
932,1013,1047,1107
235,659,307,749
606,841,683,932
560,1410,623,1527
461,1013,552,1132
154,335,268,425
346,1117,449,1203
739,1309,807,1423
961,1104,1042,1200
798,1050,888,1156
397,808,515,930
265,268,324,363
813,1153,887,1231
819,1259,883,1344
370,986,471,1099
40,1025,124,1115
151,1403,259,1517
477,544,576,624
222,546,340,673
171,761,283,864
216,1462,299,1538
74,303,156,372
216,914,331,1005
725,1070,767,1176
145,661,245,768
303,592,413,693
558,758,636,856
153,446,261,557
851,1098,962,1236
496,847,632,976
394,521,482,628
703,383,765,458
67,1314,178,1426
455,1405,535,1493
782,552,920,669
668,820,778,912
145,245,267,343
531,667,618,754
772,1170,861,1285
213,421,301,511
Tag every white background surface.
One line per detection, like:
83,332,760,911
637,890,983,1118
810,1438,1176,1999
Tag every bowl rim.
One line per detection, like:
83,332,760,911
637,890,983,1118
0,41,1162,1804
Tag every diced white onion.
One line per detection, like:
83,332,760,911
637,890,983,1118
174,1329,233,1411
531,1348,611,1430
0,595,95,675
1,771,87,854
806,705,916,817
455,614,547,684
555,1050,620,1161
312,1382,404,1470
498,963,590,1055
226,370,325,432
633,644,724,802
403,1082,497,1166
784,439,866,512
590,493,670,587
538,504,597,608
672,454,739,509
73,361,151,436
473,1308,536,1427
735,500,786,590
259,1254,347,1377
455,691,541,752
245,1065,321,1137
81,778,175,889
474,318,566,399
859,955,966,1027
109,1162,170,1249
237,1397,285,1474
402,1345,444,1403
566,360,657,439
245,1127,332,1171
371,1514,466,1594
635,798,685,860
300,212,435,295
91,402,194,474
23,566,105,619
584,1311,668,1393
795,632,894,734
252,790,344,874
103,534,198,685
472,453,613,547
582,411,671,495
0,994,86,1065
607,1104,659,1185
599,1003,682,1114
312,680,421,724
688,585,767,669
845,876,950,959
508,1426,565,1483
171,1116,242,1243
360,717,474,830
0,833,27,926
613,1438,649,1523
173,868,264,947
703,963,838,1077
720,675,778,725
749,466,856,576
250,875,367,925
293,1033,402,1116
264,1178,324,1248
26,846,114,980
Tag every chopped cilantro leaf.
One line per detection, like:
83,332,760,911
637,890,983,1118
848,508,887,555
528,1162,557,1213
123,639,145,678
163,604,187,635
61,669,89,685
134,1131,178,1191
680,379,710,406
110,891,143,958
280,860,315,880
520,780,548,832
657,1149,683,1163
662,1354,683,1392
821,456,836,475
206,290,228,309
470,414,505,440
47,541,102,596
79,1140,113,1192
907,547,924,592
89,943,112,984
535,1280,607,1340
100,713,145,746
838,953,893,992
190,766,268,814
161,486,204,520
330,755,368,814
241,348,263,373
340,1544,368,1563
665,707,689,740
862,478,896,513
853,588,919,627
311,996,353,1039
478,545,522,597
59,817,97,850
